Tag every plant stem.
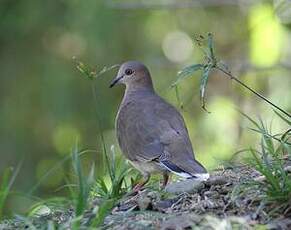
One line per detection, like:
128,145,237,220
91,83,113,181
216,66,291,118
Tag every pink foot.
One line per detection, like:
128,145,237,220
133,183,144,192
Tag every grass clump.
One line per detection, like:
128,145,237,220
242,111,291,203
20,143,132,229
89,145,135,227
94,145,134,199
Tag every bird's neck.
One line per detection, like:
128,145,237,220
123,85,155,103
125,83,154,94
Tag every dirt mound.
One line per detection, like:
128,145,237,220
105,165,291,229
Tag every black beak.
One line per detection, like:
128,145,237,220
109,75,124,88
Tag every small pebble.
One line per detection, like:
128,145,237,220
284,165,291,173
137,196,152,211
155,198,179,210
205,176,228,186
165,179,205,194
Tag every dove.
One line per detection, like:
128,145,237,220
110,61,209,191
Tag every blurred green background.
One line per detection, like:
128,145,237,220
0,0,290,212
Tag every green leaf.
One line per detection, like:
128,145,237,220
96,178,108,196
172,64,203,86
73,57,119,80
207,32,215,61
200,65,211,111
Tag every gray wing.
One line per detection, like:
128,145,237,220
116,100,163,162
117,94,206,176
152,96,207,176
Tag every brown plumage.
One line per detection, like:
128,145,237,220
110,61,208,190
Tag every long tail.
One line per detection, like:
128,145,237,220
160,159,209,181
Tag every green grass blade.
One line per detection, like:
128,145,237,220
29,149,96,194
239,111,262,130
72,144,88,217
87,163,96,186
0,168,12,218
174,85,184,109
90,198,116,227
0,162,21,218
273,109,291,125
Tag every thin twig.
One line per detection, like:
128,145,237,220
215,66,291,118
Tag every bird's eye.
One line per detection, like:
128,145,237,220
125,68,134,75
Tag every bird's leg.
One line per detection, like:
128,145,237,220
133,173,150,192
161,173,170,189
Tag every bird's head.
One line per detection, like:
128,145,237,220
110,61,153,89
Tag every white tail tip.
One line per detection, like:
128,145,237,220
193,173,209,181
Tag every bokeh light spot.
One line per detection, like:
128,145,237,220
52,124,81,155
57,32,86,59
204,97,238,143
162,31,193,63
249,4,284,67
198,97,238,169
